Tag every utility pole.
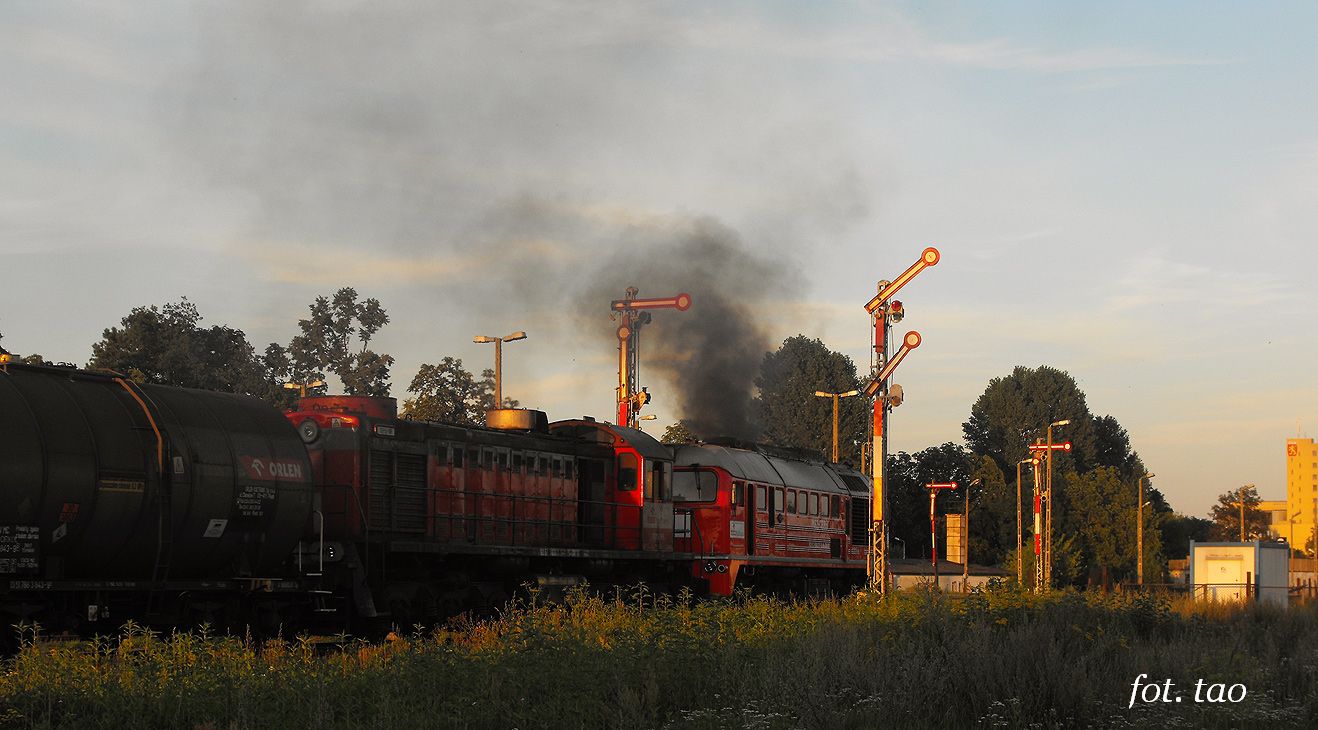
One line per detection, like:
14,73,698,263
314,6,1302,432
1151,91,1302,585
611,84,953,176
814,389,860,462
609,288,691,429
1016,458,1036,586
1138,472,1154,585
863,247,939,595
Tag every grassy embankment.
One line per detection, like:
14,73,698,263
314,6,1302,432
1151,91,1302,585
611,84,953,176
2,586,1316,729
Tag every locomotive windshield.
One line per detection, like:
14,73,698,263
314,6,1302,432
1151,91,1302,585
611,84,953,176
671,469,718,502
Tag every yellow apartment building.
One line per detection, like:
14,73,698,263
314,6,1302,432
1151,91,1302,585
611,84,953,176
1259,499,1289,542
1287,438,1318,554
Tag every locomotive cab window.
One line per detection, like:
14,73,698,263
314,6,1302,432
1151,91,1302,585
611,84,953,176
617,452,638,491
732,480,744,506
671,469,717,502
832,496,840,517
497,450,508,471
565,459,575,479
774,488,784,515
810,493,819,516
453,447,464,468
512,452,523,472
756,485,767,512
787,490,797,515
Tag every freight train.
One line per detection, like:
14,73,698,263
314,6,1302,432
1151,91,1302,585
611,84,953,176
0,359,872,639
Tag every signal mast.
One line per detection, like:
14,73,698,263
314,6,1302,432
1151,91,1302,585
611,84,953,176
609,288,691,429
863,247,940,594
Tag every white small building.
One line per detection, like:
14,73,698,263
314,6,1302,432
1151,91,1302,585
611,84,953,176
1189,541,1289,606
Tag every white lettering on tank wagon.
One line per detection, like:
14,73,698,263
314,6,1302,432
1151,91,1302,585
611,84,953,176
241,457,304,482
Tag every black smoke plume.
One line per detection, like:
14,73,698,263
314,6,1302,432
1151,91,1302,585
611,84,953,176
578,219,793,440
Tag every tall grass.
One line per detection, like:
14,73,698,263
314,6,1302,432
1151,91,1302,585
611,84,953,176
2,587,1316,729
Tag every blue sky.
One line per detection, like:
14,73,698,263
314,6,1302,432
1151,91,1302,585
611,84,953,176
3,1,1317,516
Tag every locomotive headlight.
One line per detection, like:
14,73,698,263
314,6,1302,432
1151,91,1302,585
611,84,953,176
298,419,320,444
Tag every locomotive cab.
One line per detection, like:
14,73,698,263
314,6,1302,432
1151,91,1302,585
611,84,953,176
548,420,674,553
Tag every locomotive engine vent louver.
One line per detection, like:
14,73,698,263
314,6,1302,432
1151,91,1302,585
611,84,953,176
485,408,549,433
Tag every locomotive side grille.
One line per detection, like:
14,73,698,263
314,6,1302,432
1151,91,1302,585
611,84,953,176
849,498,868,544
367,450,392,531
367,449,428,534
394,453,427,533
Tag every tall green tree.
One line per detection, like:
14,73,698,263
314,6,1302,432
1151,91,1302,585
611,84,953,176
1161,514,1214,559
400,357,516,425
962,365,1098,475
1059,466,1166,583
885,443,975,561
661,420,700,444
1208,486,1270,542
285,288,393,396
88,299,278,398
753,335,870,465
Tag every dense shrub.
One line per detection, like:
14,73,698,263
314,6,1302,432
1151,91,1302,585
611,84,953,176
2,588,1315,729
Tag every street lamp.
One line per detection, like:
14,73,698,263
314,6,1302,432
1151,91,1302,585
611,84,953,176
814,389,860,462
1138,472,1154,586
892,536,906,560
473,331,527,408
1044,418,1071,588
1016,458,1036,586
1236,484,1255,543
964,478,981,588
282,379,325,398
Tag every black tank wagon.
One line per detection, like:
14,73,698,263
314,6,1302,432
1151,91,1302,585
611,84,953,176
0,361,315,636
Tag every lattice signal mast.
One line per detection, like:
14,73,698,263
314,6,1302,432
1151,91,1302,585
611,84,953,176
863,247,940,594
610,288,692,429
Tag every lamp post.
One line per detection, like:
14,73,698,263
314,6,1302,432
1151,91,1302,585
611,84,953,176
1044,418,1071,587
926,481,957,587
1138,472,1155,585
473,331,527,407
283,379,325,398
964,478,981,587
1016,458,1036,585
814,389,860,462
1236,484,1255,542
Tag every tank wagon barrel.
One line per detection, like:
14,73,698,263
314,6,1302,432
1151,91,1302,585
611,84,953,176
1,362,314,629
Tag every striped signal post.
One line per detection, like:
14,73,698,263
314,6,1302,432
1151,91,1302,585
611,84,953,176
926,482,958,586
609,288,691,429
862,247,939,594
1029,440,1072,589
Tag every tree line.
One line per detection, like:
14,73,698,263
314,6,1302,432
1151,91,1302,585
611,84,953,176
0,291,506,427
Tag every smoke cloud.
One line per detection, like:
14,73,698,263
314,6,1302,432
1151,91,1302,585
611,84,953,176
577,219,793,439
168,2,862,435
